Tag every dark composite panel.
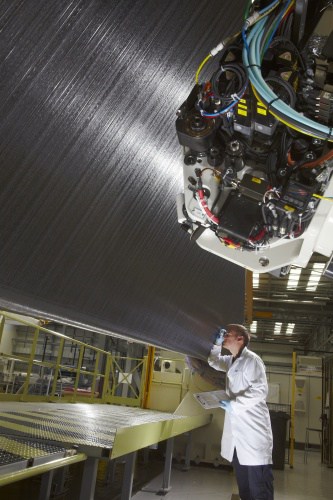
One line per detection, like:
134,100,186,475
0,0,245,359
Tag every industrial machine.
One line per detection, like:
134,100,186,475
176,0,333,274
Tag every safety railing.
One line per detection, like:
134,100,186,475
0,312,147,407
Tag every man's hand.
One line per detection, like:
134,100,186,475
219,400,231,412
213,328,226,346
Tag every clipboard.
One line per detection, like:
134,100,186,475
193,389,229,409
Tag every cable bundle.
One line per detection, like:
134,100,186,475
195,0,333,141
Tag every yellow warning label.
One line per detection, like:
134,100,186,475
237,109,247,116
283,205,295,212
257,108,267,116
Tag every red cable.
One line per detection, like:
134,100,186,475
198,189,219,224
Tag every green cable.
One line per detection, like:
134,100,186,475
244,0,253,20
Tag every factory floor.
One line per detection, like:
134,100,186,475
132,450,332,500
0,449,331,499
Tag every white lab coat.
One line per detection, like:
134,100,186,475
208,345,273,466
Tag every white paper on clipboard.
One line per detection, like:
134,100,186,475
193,389,229,409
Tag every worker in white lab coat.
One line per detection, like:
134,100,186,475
208,324,274,500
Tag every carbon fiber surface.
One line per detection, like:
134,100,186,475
0,0,245,359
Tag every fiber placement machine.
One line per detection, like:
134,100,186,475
176,0,333,275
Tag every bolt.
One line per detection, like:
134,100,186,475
184,155,196,166
190,115,205,131
259,257,269,267
210,147,219,157
230,140,240,152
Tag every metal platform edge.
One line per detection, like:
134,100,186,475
0,452,87,487
111,393,212,459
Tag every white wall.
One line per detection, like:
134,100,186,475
267,368,322,445
0,323,16,355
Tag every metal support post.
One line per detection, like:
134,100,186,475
106,458,118,485
143,447,150,464
121,451,137,500
182,432,192,471
38,470,54,500
52,466,68,496
79,457,98,500
157,437,174,495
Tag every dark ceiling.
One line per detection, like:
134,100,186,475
0,0,247,360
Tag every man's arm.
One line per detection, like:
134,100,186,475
208,344,229,371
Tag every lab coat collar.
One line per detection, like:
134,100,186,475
232,345,248,363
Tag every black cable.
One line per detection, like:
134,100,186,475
265,75,297,108
281,11,294,39
278,129,293,169
267,150,278,185
237,140,268,163
211,63,247,102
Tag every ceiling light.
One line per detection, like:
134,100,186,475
274,322,282,335
287,268,302,290
253,273,260,289
250,321,257,333
306,263,325,292
286,323,295,336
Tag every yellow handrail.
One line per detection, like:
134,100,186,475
142,346,155,408
0,311,147,406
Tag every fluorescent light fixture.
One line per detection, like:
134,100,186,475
250,321,257,333
253,273,260,289
306,263,325,291
287,267,302,290
286,323,295,336
274,322,282,335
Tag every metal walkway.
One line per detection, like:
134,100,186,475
0,399,211,499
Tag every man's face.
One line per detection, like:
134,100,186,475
223,329,243,351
